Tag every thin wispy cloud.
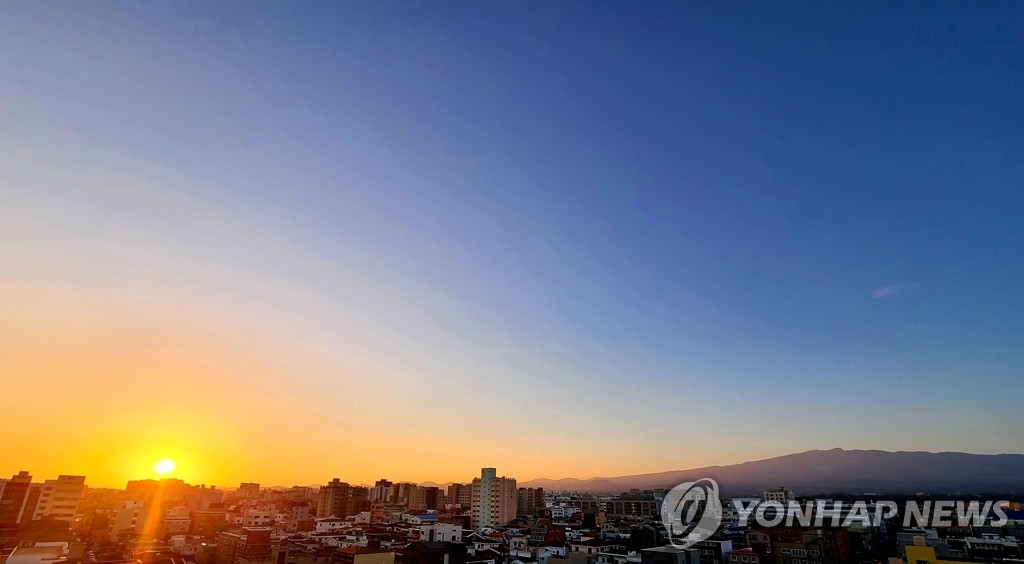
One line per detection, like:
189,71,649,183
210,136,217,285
872,282,922,300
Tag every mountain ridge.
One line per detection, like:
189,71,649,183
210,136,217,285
519,448,1024,495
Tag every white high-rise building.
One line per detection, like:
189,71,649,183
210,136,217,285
470,467,516,530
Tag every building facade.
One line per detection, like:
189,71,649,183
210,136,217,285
470,468,516,530
32,475,86,522
517,487,544,517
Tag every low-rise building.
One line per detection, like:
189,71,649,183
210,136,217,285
216,528,273,564
640,545,700,564
419,523,462,543
727,548,768,564
332,546,395,564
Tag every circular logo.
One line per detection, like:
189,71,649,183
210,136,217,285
661,478,722,549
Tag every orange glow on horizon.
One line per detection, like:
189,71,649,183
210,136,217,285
0,256,765,489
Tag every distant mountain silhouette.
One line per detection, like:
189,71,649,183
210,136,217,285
520,449,1024,495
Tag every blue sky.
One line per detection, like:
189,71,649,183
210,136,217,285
1,2,1021,484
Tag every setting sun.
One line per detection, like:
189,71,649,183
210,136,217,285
153,458,176,475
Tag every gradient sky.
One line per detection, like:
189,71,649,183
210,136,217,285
1,2,1022,488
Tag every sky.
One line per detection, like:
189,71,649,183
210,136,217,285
0,2,1022,489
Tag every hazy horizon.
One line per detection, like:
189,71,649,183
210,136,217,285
2,2,1022,488
8,447,1024,491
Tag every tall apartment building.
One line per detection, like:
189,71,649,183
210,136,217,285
317,479,369,518
394,483,421,510
350,486,370,516
318,479,350,517
470,468,516,530
421,486,442,510
395,483,439,510
236,483,261,499
516,487,544,516
370,480,393,503
0,472,33,527
32,475,86,521
447,483,471,509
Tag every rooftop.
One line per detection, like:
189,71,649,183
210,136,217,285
642,546,697,554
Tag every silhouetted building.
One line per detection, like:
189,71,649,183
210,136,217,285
236,483,261,500
0,472,33,527
694,540,733,564
191,510,228,538
422,487,442,511
517,488,544,516
333,546,395,564
765,527,849,564
630,523,670,551
641,546,700,564
402,541,467,564
317,479,368,518
728,548,771,564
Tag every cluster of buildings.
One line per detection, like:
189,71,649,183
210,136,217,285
2,470,1022,564
1,472,87,540
895,526,1024,564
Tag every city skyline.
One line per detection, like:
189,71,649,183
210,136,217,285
4,463,1020,564
2,2,1023,489
7,446,1024,492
